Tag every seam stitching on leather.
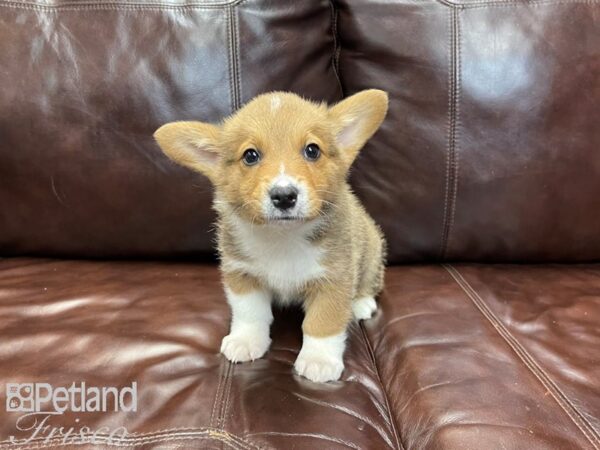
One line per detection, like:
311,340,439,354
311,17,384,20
0,428,258,449
435,0,463,7
4,0,592,11
216,363,232,430
359,322,406,450
329,0,344,97
210,361,226,428
437,0,599,9
232,4,240,111
226,6,235,114
233,5,242,108
0,0,249,11
226,5,241,112
450,11,461,257
443,264,600,449
219,362,235,432
440,8,461,260
440,8,453,259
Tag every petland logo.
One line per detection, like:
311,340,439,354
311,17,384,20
5,382,136,446
6,382,137,413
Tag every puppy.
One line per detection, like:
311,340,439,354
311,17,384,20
154,90,388,382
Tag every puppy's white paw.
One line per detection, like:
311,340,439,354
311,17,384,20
294,333,346,383
220,331,271,363
294,354,344,383
352,296,377,320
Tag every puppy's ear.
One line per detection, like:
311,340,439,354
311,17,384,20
154,121,221,182
329,89,388,165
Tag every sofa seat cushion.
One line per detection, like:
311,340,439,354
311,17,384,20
0,259,598,449
0,258,397,449
368,264,600,449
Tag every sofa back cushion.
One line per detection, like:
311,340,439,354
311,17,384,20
339,0,600,262
3,0,600,264
0,0,341,258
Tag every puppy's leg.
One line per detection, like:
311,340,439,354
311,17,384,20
353,223,385,321
220,271,272,363
295,281,352,383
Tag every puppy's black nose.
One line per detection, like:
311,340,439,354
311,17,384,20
270,186,298,211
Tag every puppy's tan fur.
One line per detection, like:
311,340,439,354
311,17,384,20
155,90,388,382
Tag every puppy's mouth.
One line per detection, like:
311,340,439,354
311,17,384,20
266,215,306,223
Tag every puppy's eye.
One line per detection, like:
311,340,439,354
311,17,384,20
242,149,260,166
303,143,321,161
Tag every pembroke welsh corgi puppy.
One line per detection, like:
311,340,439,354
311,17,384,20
154,90,388,382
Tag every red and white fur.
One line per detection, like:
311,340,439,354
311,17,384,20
154,90,388,382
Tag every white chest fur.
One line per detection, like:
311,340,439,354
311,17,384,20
224,217,325,302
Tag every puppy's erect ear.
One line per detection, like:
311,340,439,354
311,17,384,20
154,121,221,182
328,89,388,165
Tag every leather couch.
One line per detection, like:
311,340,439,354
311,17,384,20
0,0,598,448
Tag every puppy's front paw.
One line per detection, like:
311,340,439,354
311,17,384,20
220,331,271,363
352,296,377,320
294,354,344,383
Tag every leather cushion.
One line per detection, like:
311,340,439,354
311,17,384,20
0,258,397,449
1,258,598,448
0,0,342,259
338,0,600,262
366,264,600,449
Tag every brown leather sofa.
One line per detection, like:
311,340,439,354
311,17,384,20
1,0,599,449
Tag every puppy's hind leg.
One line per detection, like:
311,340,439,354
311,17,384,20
220,271,273,363
352,296,377,321
353,223,385,321
353,264,382,321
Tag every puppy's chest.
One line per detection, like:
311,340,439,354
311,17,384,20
226,227,325,300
